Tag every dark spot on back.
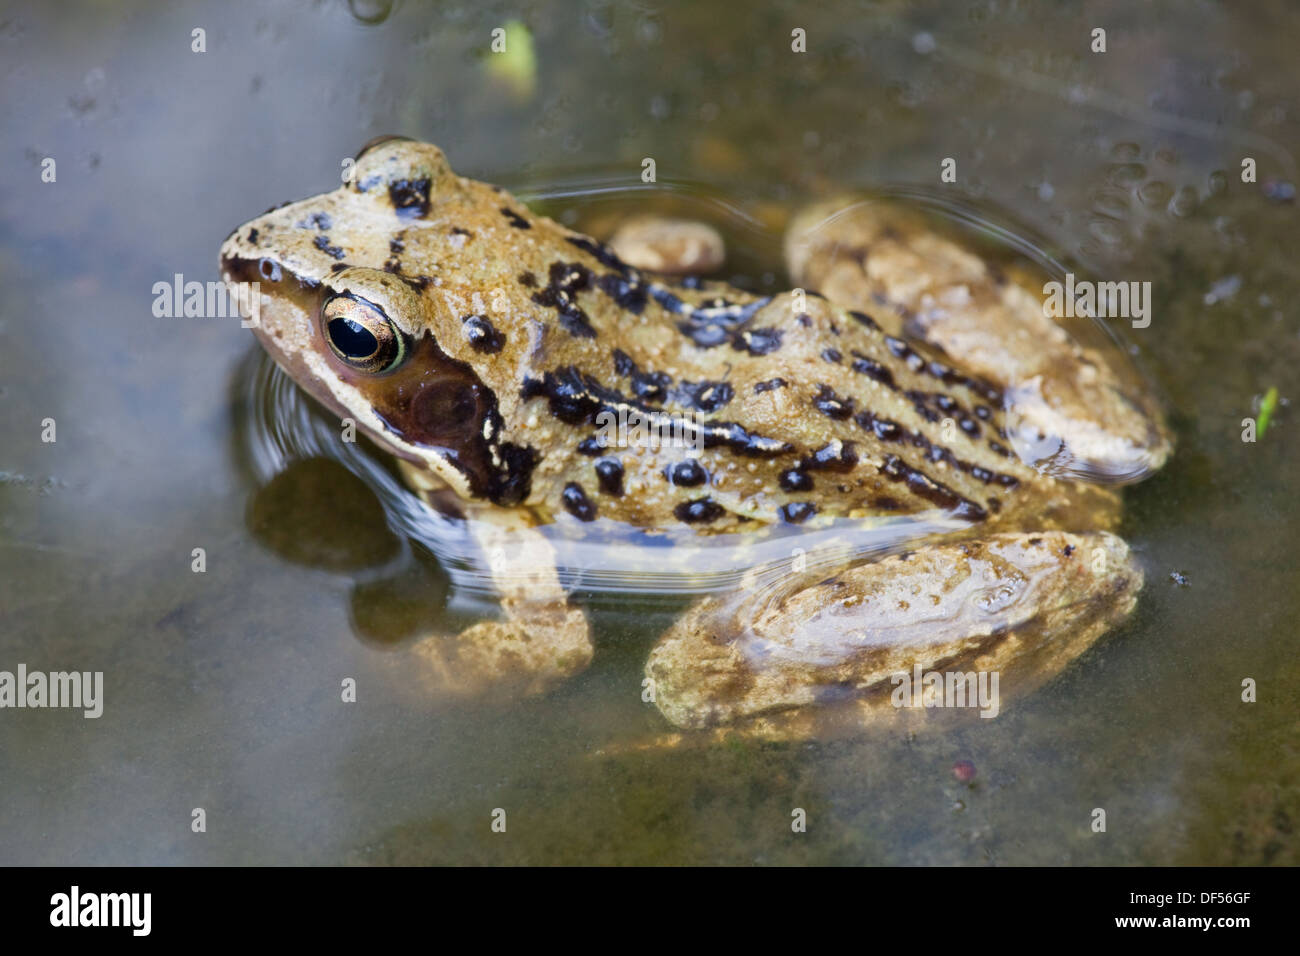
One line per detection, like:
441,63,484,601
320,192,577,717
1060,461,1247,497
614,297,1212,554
850,352,897,389
675,497,725,524
462,314,505,353
389,178,431,219
562,482,597,521
313,235,345,260
754,378,787,394
877,454,987,521
779,502,817,524
677,380,734,413
666,459,708,487
297,211,332,231
855,409,904,442
732,327,783,356
612,349,671,403
849,310,879,331
779,468,813,492
813,384,854,420
500,206,532,229
803,441,859,472
532,261,598,338
594,458,624,496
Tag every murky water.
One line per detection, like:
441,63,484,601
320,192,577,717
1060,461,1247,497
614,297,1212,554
1,0,1297,865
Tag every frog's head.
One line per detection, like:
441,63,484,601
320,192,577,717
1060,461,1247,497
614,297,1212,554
219,138,538,506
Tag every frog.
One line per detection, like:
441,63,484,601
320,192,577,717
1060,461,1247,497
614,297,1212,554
219,137,1171,742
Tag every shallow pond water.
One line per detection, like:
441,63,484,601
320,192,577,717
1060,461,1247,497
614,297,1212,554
1,0,1297,865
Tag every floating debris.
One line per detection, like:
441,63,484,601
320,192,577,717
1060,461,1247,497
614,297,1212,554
1258,385,1279,437
485,20,537,102
1263,180,1296,203
1203,274,1241,305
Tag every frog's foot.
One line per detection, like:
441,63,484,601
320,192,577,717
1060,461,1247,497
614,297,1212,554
784,199,1172,483
645,531,1140,736
402,521,593,698
606,215,726,275
406,599,591,698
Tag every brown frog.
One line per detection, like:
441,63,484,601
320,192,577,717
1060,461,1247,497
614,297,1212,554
219,137,1171,741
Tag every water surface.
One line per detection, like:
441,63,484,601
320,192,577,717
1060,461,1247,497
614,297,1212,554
1,0,1297,864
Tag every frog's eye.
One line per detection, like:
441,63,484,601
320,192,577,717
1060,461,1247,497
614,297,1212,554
321,293,407,373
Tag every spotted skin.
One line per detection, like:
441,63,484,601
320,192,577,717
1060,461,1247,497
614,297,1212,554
219,139,1169,737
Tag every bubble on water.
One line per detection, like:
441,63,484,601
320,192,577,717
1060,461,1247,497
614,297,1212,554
1037,181,1055,201
1107,162,1147,188
347,0,393,25
1137,180,1173,207
1110,141,1142,162
1169,185,1199,217
1091,187,1130,220
912,31,937,54
1208,170,1228,194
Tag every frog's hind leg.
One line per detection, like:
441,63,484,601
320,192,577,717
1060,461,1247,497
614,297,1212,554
644,530,1140,738
784,198,1171,483
400,520,592,699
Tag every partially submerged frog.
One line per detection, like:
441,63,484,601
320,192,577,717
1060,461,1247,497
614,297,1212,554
220,137,1171,740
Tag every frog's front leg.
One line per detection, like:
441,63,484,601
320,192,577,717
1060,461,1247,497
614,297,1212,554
646,531,1139,735
402,518,592,699
784,199,1172,482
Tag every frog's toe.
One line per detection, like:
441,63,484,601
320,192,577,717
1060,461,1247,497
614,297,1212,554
647,531,1140,733
606,216,726,275
406,602,592,698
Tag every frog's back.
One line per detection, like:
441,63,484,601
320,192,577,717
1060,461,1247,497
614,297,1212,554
221,140,1120,537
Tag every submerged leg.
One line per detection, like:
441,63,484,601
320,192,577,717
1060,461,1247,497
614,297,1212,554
646,531,1140,735
784,199,1172,482
401,519,592,698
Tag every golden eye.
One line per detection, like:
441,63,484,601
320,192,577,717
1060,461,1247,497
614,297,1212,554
320,293,407,373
